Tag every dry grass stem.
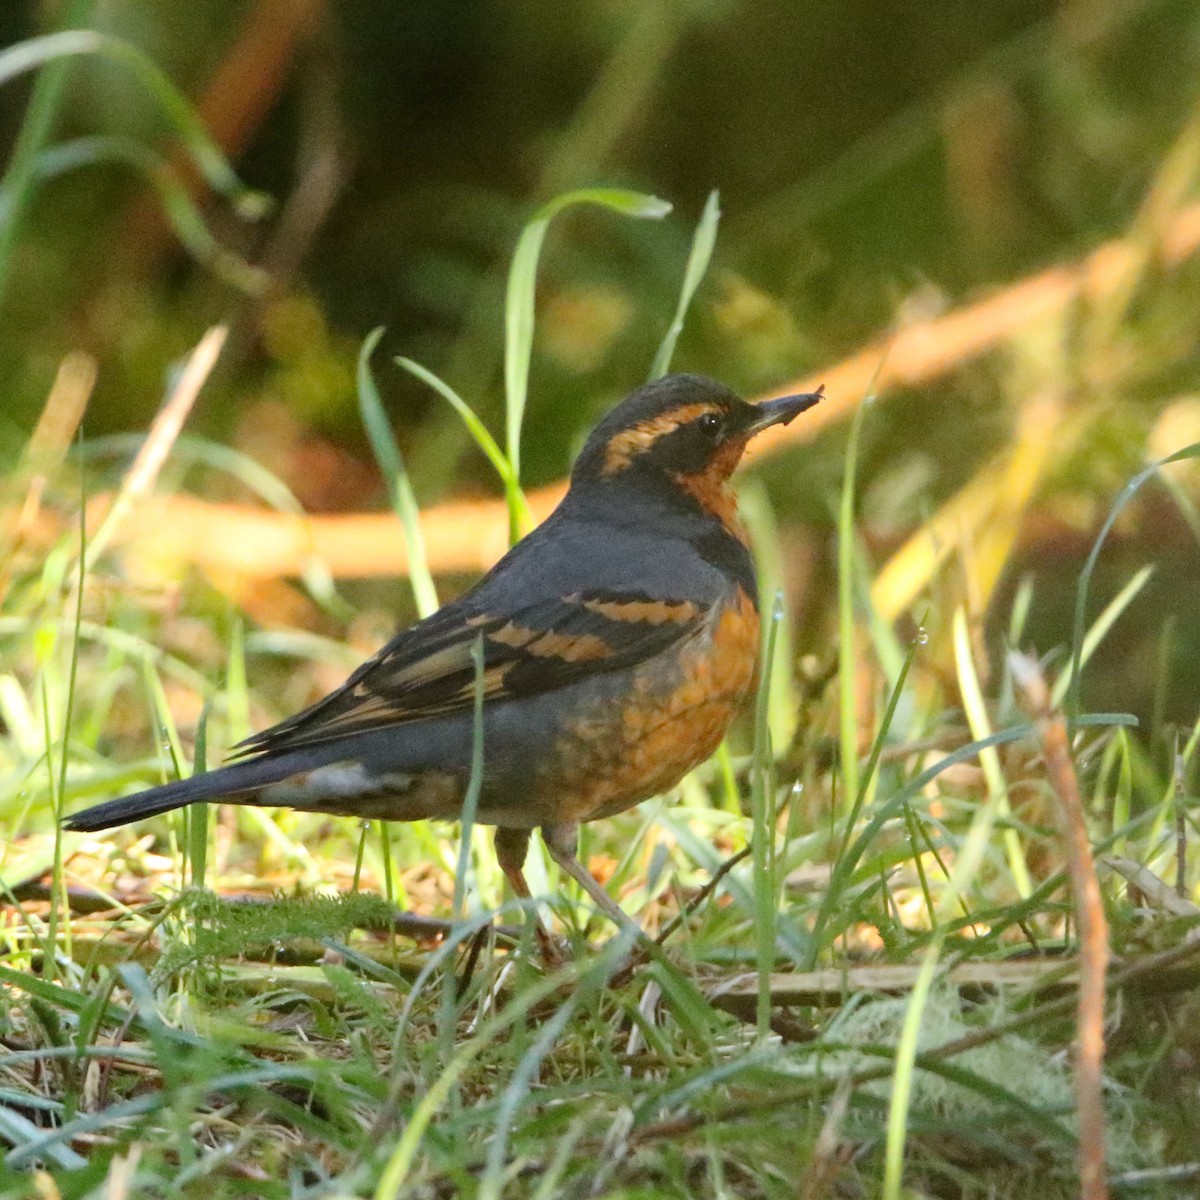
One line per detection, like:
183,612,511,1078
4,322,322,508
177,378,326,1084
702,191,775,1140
0,350,95,603
1010,650,1110,1200
82,324,227,571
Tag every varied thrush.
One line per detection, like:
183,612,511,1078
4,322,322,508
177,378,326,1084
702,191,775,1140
66,373,822,942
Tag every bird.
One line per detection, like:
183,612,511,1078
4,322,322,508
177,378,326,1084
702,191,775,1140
66,373,822,948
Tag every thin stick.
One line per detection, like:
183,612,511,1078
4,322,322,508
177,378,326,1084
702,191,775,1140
1010,652,1109,1200
654,845,751,945
83,325,227,570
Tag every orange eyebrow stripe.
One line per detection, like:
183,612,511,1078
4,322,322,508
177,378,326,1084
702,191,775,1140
600,403,719,476
580,597,699,625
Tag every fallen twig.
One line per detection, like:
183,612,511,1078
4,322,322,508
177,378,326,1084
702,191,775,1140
707,957,1082,1017
655,845,752,945
642,940,1200,1150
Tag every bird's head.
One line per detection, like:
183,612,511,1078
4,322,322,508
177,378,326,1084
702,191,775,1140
569,373,823,525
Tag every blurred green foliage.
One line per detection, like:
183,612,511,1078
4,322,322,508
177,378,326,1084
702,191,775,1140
2,0,1200,717
0,1,1196,426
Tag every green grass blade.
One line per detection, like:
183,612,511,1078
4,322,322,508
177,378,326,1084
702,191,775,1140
454,633,487,922
882,731,1011,1200
395,356,525,501
837,398,869,812
806,712,1135,966
741,480,798,749
187,702,211,890
504,187,670,538
751,592,782,1039
358,330,439,619
1053,563,1154,710
0,0,88,307
953,606,1031,898
649,188,720,379
225,613,249,746
48,467,86,972
39,674,61,978
1068,442,1200,727
843,634,919,846
1008,574,1035,646
437,632,488,1065
0,135,268,293
0,30,262,210
856,535,907,688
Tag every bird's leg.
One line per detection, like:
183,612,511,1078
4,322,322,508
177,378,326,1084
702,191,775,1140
493,826,562,965
542,822,644,938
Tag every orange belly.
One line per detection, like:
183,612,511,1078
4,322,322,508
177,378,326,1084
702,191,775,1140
536,586,759,824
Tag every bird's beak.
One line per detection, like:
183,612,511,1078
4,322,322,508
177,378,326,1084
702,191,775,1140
741,386,824,438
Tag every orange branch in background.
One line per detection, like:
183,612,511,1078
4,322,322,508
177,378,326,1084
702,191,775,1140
112,488,565,583
116,0,326,276
69,197,1200,581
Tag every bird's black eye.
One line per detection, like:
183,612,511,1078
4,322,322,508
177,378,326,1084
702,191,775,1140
698,411,722,438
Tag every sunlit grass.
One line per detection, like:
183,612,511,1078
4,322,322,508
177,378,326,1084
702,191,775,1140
0,197,1198,1200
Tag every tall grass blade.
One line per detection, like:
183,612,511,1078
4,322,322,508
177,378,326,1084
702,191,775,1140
0,135,268,293
1068,442,1200,727
358,330,438,618
741,480,798,747
837,397,870,812
48,464,87,969
751,593,783,1038
0,0,89,307
456,634,487,922
187,702,211,890
842,634,919,850
649,188,720,379
504,187,670,538
395,356,531,527
953,606,1031,897
225,614,249,746
0,31,260,209
39,672,61,979
437,633,488,1064
882,735,1011,1199
1053,563,1154,710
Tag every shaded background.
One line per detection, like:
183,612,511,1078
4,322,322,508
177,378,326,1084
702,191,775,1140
2,0,1199,725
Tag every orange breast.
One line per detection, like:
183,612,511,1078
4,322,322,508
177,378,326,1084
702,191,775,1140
538,586,760,824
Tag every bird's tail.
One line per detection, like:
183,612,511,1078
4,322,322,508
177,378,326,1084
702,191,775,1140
64,752,308,833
